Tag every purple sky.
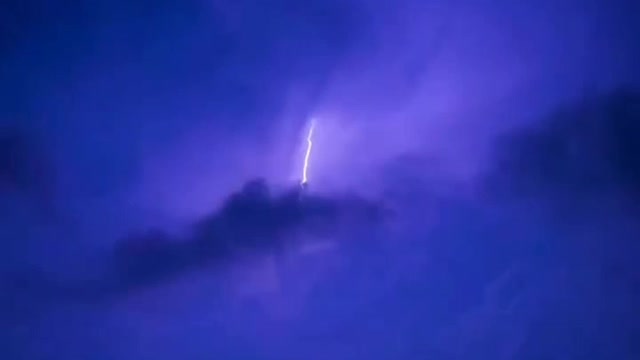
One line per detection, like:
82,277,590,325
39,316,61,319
3,0,637,224
1,0,639,358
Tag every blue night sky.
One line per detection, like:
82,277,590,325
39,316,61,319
1,0,640,359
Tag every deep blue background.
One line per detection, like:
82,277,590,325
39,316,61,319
1,0,640,359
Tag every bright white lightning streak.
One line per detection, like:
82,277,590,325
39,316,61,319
301,120,315,185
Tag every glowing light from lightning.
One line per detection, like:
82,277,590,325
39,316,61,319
301,119,315,186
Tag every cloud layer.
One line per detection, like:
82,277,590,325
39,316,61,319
1,0,640,358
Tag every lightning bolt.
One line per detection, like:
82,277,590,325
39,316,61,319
301,119,315,186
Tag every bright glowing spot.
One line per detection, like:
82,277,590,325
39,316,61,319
301,119,315,185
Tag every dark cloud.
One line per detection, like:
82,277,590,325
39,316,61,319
2,179,387,307
475,87,640,358
488,87,640,213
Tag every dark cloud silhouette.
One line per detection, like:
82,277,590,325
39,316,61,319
2,178,387,308
488,87,640,212
473,87,640,359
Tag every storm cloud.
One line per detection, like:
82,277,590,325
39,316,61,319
1,0,640,359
